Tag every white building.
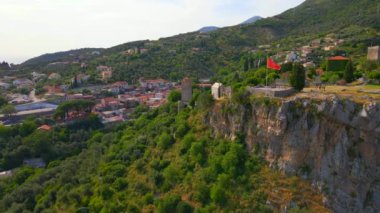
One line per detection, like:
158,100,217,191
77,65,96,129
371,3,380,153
212,83,223,100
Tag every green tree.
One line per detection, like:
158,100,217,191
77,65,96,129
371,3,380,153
196,93,214,109
157,132,174,150
1,104,16,117
0,97,7,108
168,90,181,103
210,184,227,205
344,60,354,83
289,63,305,91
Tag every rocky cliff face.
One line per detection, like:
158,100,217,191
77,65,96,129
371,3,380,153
207,96,380,212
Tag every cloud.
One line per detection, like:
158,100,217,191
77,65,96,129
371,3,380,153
0,0,304,63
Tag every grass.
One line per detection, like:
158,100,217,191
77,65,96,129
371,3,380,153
302,85,380,103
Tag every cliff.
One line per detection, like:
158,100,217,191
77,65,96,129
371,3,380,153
207,96,380,212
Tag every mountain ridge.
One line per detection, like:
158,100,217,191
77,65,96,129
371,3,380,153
17,0,380,81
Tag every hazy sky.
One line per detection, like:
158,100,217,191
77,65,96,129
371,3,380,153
1,0,304,64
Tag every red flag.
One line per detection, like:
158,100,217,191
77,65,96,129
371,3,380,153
267,57,281,71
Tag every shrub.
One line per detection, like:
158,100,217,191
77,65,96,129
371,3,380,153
210,185,227,205
157,132,174,150
168,90,181,103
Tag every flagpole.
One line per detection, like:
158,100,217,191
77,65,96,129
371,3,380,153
266,56,268,88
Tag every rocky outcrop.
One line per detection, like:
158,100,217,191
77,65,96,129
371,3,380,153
207,96,380,213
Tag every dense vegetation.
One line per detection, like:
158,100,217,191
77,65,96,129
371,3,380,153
0,93,328,212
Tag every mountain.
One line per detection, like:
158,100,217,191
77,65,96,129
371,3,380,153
240,16,262,25
199,26,220,33
17,0,379,81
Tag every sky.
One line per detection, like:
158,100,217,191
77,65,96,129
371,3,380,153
0,0,305,64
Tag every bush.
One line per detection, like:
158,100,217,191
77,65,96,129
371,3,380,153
168,90,181,103
157,195,181,213
157,132,174,150
329,74,340,84
368,71,380,80
210,185,227,205
176,201,193,213
196,93,214,109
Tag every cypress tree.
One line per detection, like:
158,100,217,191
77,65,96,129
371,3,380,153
344,60,354,83
289,62,306,91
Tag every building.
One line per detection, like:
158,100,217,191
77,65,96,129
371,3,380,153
71,74,90,85
211,83,232,100
303,62,316,69
96,65,112,72
181,77,192,104
101,71,113,82
139,78,168,89
286,51,299,63
212,83,223,100
368,46,380,63
108,81,129,94
44,85,64,94
38,125,52,131
48,73,61,80
12,79,34,89
0,82,11,90
327,56,350,71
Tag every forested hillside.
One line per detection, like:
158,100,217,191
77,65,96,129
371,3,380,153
16,0,379,82
0,93,329,212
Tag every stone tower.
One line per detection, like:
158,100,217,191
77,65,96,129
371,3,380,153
181,77,192,104
368,46,380,63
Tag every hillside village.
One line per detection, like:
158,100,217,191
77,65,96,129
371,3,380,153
0,38,379,126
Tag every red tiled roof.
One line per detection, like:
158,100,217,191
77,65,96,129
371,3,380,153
328,56,349,61
38,125,52,131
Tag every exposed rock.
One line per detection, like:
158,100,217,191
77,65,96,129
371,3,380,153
207,97,380,213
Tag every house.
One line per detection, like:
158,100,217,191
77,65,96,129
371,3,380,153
324,46,336,51
31,72,47,81
139,78,168,89
303,62,316,69
212,83,223,100
96,65,112,72
48,73,61,80
286,51,299,63
108,81,129,94
368,46,380,62
12,79,34,89
301,46,313,57
310,39,321,48
327,56,350,71
101,71,113,82
0,82,11,90
44,85,64,94
71,74,90,85
38,125,52,131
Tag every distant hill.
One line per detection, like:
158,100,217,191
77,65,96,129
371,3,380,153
199,26,220,33
240,16,262,25
18,0,379,80
22,48,104,66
